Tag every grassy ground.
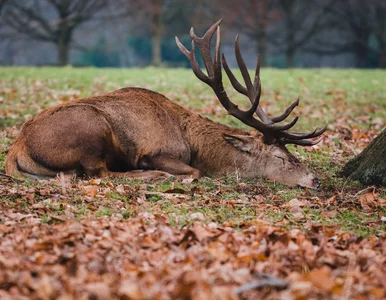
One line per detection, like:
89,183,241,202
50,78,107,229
0,66,385,237
1,67,386,299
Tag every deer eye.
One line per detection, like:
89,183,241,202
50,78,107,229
275,155,286,165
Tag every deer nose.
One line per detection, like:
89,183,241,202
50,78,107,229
313,178,320,190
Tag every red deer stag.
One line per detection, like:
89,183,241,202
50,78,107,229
5,20,325,188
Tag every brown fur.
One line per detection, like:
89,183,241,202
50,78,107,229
6,87,319,188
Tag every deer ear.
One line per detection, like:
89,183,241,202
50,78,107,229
223,134,255,153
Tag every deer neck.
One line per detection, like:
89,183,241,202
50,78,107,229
179,113,265,177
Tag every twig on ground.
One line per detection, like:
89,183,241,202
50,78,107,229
0,172,23,183
342,253,357,300
353,186,376,197
234,273,288,294
49,214,70,223
60,172,67,195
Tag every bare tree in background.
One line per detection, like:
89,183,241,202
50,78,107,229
373,2,386,67
317,0,386,68
216,0,277,67
127,0,168,67
1,0,106,66
123,0,206,67
271,0,332,67
0,0,8,13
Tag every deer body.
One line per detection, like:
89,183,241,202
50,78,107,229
7,88,251,172
6,88,184,176
5,88,248,176
6,20,325,188
5,87,318,188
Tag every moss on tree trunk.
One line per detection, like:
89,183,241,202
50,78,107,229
342,129,386,186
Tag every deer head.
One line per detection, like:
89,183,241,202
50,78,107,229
176,20,326,189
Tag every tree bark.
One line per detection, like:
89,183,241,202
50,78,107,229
355,42,369,68
286,48,295,68
375,2,386,68
376,35,386,68
151,30,162,67
150,0,163,67
342,129,386,186
379,51,386,68
2,0,106,67
57,39,69,66
257,32,268,67
284,1,295,68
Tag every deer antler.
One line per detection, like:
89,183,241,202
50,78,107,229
176,19,326,146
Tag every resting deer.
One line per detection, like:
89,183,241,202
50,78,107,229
5,20,325,188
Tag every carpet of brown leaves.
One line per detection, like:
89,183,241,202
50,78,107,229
0,214,385,299
1,70,386,299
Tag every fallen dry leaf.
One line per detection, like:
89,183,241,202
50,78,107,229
359,192,379,212
82,185,98,197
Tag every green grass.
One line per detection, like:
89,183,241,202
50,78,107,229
1,67,385,130
0,67,385,237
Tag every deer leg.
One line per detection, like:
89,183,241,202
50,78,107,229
104,170,173,180
81,154,193,180
81,155,108,177
138,154,201,179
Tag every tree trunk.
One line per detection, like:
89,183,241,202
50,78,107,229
342,129,386,186
353,25,371,68
355,43,369,68
151,31,162,67
379,51,386,68
256,32,268,67
377,39,386,68
285,9,295,68
57,39,69,66
375,5,386,68
286,48,295,68
151,0,163,67
57,23,71,66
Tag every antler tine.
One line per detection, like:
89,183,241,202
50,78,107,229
271,97,300,123
280,125,327,140
190,19,222,78
222,42,271,124
222,36,260,98
282,136,323,146
214,24,222,79
253,54,261,90
245,81,261,117
278,116,300,130
247,80,261,115
175,37,211,85
222,54,247,94
232,36,274,124
234,35,254,92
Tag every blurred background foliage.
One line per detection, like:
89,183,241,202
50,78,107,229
0,0,385,68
